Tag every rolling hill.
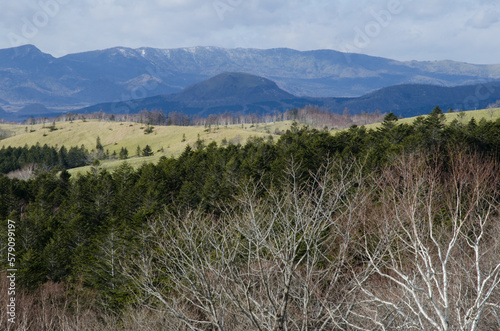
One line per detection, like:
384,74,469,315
0,119,293,174
321,82,500,117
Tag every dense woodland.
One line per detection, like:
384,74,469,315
0,145,89,175
1,107,500,330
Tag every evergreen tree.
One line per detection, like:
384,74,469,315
380,112,399,131
58,146,68,168
142,145,154,157
424,105,446,146
119,147,128,160
96,136,104,151
426,105,446,129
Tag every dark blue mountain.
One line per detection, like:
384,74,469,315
81,72,500,118
320,82,500,117
1,44,500,120
83,72,297,115
0,44,54,70
1,44,500,116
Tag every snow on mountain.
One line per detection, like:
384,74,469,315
0,44,500,120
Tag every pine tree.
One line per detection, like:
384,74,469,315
119,147,128,160
96,136,104,151
142,145,154,157
381,112,399,131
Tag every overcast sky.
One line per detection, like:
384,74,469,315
1,0,499,64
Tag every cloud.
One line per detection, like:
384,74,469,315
467,8,500,29
0,0,499,64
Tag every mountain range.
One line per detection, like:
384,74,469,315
1,44,500,121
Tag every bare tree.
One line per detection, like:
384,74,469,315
217,160,365,330
122,152,500,330
347,151,500,330
6,163,36,180
122,160,365,330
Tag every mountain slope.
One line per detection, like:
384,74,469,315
0,44,54,70
2,44,500,119
83,72,298,115
175,72,294,103
321,82,500,116
81,73,500,118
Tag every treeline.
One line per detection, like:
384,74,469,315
24,105,385,129
0,138,145,176
0,144,89,175
1,107,500,329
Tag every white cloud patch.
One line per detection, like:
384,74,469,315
467,8,500,29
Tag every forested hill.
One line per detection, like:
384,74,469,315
0,108,500,329
80,72,500,118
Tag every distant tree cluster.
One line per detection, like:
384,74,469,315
0,134,139,177
25,106,385,130
119,147,128,159
487,99,500,108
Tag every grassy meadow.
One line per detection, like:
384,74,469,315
0,120,294,174
0,108,499,175
363,107,500,130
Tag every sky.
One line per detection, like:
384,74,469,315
1,0,499,64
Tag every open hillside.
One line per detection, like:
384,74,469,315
365,107,500,130
0,119,293,173
0,107,498,175
0,107,496,172
2,108,498,149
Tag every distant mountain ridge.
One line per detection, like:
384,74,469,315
81,72,500,118
1,44,500,120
